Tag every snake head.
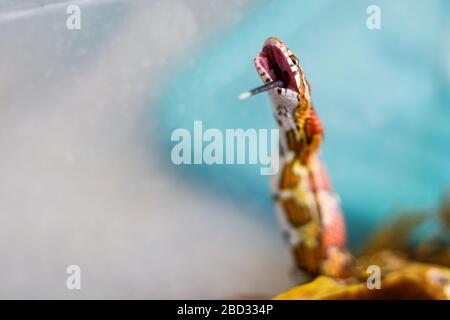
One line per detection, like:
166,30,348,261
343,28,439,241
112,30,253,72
254,37,305,93
251,37,324,157
253,37,312,132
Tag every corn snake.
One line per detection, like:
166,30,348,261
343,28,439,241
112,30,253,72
243,37,352,278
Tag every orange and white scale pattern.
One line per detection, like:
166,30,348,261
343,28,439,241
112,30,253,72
253,37,352,278
273,139,351,279
273,89,351,279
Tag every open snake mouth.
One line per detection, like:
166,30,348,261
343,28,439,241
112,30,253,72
255,43,299,93
239,39,301,100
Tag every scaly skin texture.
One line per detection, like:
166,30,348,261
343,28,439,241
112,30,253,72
253,37,352,278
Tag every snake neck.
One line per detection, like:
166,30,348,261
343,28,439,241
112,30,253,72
278,103,324,164
275,106,353,279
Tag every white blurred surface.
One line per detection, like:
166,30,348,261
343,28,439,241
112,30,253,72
0,0,293,298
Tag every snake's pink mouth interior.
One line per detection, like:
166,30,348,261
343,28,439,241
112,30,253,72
258,44,298,92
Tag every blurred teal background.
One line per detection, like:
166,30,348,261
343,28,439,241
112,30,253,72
157,0,450,249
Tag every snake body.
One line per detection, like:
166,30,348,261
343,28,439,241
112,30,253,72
253,37,352,278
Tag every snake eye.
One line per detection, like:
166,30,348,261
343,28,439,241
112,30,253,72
290,56,299,65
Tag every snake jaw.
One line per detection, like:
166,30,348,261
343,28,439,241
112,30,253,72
254,37,301,94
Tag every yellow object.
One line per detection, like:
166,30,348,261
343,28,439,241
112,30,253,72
274,261,450,300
